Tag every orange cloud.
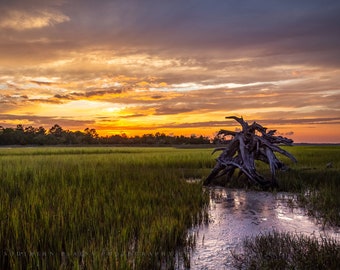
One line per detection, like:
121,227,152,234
0,9,70,30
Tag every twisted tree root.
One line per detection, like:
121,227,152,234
204,116,297,188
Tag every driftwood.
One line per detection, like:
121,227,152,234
204,116,297,188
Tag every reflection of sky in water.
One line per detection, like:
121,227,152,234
184,188,339,270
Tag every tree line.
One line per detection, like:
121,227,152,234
0,124,214,145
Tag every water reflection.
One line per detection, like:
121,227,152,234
188,188,339,270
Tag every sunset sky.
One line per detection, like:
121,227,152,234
1,0,339,143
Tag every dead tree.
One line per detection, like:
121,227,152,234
204,116,297,188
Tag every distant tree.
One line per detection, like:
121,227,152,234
36,126,46,135
47,124,66,144
0,127,15,145
49,124,63,137
14,124,26,144
212,132,231,144
16,124,24,132
84,128,99,144
0,123,212,146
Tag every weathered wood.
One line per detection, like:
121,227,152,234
204,116,297,188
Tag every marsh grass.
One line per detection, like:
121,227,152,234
276,145,340,226
228,146,340,269
1,145,339,269
232,230,340,270
0,147,212,269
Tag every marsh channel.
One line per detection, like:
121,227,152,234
181,187,340,270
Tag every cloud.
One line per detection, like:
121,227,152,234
120,114,146,118
154,106,194,115
151,95,163,99
0,114,94,129
30,80,55,86
0,9,70,30
156,117,340,130
2,0,339,68
61,0,339,68
0,0,339,142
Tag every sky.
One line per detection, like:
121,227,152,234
0,0,340,143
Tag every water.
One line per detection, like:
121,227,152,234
187,187,339,270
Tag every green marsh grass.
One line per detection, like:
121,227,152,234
0,147,213,269
277,145,340,226
230,145,340,269
232,230,340,270
0,145,339,269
